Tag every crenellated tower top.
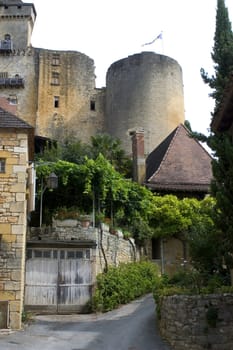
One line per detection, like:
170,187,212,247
0,0,36,51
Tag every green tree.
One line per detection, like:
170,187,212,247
194,0,233,273
36,134,132,177
89,134,132,177
201,0,233,112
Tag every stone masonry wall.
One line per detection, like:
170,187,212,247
29,220,138,276
36,49,105,144
159,294,233,350
0,130,28,330
106,52,185,155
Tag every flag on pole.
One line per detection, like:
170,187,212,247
142,32,163,47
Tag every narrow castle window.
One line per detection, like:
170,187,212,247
0,159,6,173
51,72,60,85
52,54,60,66
8,94,17,105
54,96,59,108
90,100,96,111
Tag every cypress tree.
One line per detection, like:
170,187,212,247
200,0,233,269
201,0,233,112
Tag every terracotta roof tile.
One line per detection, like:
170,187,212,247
0,107,32,129
145,124,213,192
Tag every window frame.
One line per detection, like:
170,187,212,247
0,159,6,173
51,72,60,86
54,96,59,108
52,54,60,66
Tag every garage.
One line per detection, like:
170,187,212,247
24,242,96,314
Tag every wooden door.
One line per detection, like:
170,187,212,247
25,248,92,313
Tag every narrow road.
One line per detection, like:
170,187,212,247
0,294,172,350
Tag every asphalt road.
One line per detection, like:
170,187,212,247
0,294,172,350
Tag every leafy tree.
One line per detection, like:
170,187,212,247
36,133,132,177
187,197,225,277
89,134,132,177
61,139,92,164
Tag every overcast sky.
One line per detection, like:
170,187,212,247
24,0,233,136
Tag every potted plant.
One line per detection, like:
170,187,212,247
79,214,91,228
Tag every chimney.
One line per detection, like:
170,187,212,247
130,129,145,184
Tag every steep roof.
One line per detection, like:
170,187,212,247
0,107,32,129
145,124,213,193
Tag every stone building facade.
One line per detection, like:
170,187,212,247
0,107,33,329
25,220,137,314
0,0,184,157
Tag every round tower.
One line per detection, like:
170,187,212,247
105,52,185,155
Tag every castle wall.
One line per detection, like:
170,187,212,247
106,52,185,155
36,49,105,143
0,48,39,127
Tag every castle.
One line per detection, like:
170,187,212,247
0,0,185,156
0,1,214,329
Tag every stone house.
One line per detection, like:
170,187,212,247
143,124,213,276
0,106,33,329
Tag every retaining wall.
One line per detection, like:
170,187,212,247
158,293,233,350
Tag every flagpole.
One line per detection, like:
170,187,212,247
141,31,163,53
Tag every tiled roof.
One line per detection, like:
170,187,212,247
145,124,213,193
0,107,32,129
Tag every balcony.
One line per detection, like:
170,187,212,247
0,77,24,88
0,40,13,53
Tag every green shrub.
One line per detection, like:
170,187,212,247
92,261,160,312
153,269,233,310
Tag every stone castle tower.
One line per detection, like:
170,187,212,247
0,0,185,156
